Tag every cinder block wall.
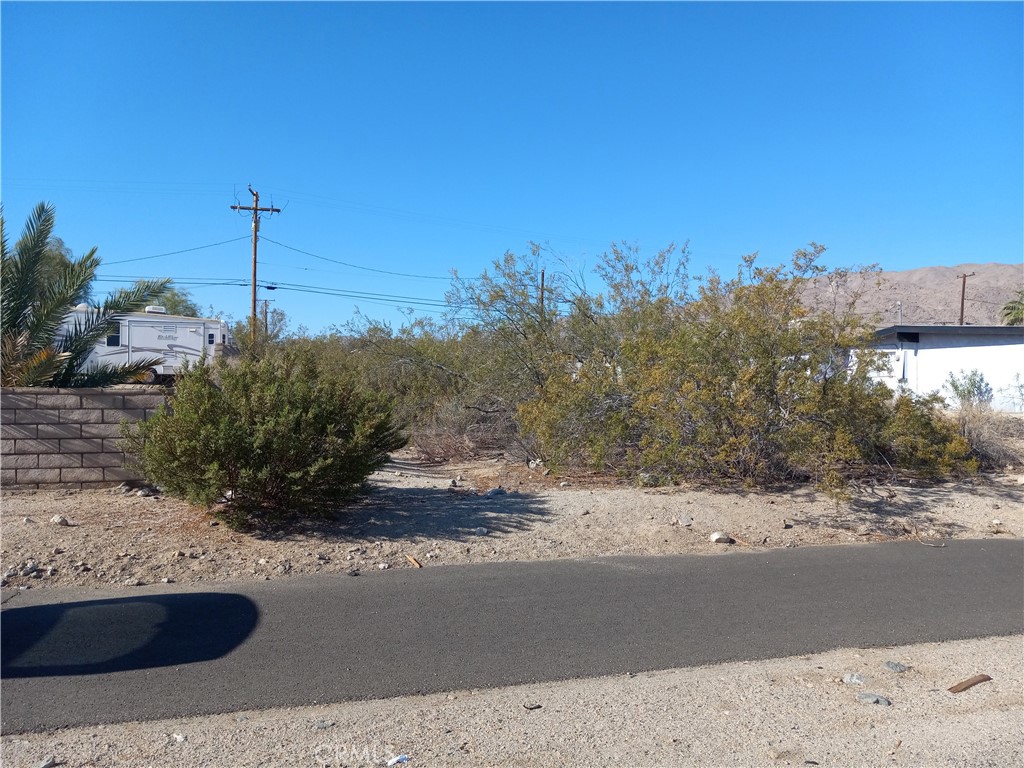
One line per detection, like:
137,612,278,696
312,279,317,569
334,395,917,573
0,386,168,489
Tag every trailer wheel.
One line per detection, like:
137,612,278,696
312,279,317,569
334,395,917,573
140,368,159,384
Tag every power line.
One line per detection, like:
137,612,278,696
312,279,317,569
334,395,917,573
103,236,251,265
92,274,455,309
259,237,460,281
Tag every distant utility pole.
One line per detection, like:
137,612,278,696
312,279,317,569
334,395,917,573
230,185,280,342
957,272,976,326
260,299,275,335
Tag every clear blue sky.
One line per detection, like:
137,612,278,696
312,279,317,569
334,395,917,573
3,1,1022,333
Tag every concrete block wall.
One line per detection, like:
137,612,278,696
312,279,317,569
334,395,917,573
1,386,168,489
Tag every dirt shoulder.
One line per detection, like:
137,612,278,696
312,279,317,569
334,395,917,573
2,452,1021,593
3,634,1020,767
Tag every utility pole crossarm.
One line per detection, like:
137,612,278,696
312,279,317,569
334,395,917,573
229,186,281,343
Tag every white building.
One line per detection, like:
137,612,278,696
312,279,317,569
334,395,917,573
872,325,1024,412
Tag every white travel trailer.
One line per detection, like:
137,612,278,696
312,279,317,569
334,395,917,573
62,305,233,383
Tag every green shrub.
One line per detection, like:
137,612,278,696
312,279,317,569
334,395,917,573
880,392,976,476
122,348,406,527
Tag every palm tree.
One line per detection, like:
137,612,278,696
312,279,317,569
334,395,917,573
1,202,169,387
1003,290,1024,326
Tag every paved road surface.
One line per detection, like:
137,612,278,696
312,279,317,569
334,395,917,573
3,540,1022,733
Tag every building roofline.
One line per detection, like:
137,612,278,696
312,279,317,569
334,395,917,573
874,324,1024,338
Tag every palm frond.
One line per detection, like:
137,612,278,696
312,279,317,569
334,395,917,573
1,203,62,382
1002,291,1024,326
68,357,165,388
51,277,171,387
1,203,171,388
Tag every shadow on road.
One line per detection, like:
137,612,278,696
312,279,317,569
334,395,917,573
1,592,259,678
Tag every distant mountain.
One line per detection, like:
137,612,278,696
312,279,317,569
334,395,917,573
802,262,1023,327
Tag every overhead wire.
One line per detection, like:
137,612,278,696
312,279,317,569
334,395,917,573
103,236,251,265
258,237,460,281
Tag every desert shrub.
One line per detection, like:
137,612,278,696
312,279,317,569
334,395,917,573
879,392,976,476
945,369,994,410
944,370,1023,468
519,244,977,490
623,250,893,486
122,348,406,527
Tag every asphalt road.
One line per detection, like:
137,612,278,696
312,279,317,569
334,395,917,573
2,539,1022,733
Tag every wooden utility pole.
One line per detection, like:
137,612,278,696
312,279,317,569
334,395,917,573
230,185,280,342
957,272,976,326
539,269,545,326
260,299,275,334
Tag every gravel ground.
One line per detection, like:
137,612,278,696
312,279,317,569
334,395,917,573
2,454,1021,766
2,634,1020,767
2,453,1021,593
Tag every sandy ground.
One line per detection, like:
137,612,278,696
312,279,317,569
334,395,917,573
2,453,1021,592
3,455,1022,766
2,634,1021,767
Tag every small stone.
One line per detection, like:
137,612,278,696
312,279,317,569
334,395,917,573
884,661,909,673
172,733,186,742
474,527,488,536
314,720,335,730
45,567,57,577
52,547,64,555
136,488,154,497
394,471,404,477
542,469,552,476
484,487,507,497
34,758,58,768
4,567,17,578
991,519,1002,526
124,578,144,587
857,692,892,706
162,578,174,584
50,515,70,526
257,558,268,565
209,521,220,527
710,531,734,544
20,562,39,577
378,563,389,570
23,517,36,524
559,481,571,488
842,672,866,686
782,520,794,529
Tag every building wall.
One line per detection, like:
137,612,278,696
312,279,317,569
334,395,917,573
0,386,167,489
874,333,1023,411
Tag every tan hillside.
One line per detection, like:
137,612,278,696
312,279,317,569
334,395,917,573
803,262,1023,327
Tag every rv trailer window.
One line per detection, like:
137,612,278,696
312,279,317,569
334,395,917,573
105,322,121,347
208,333,215,345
